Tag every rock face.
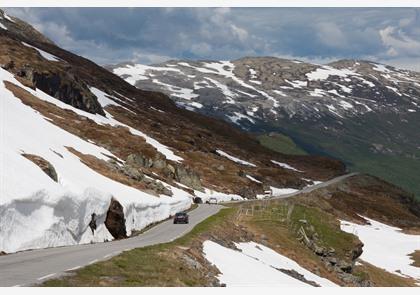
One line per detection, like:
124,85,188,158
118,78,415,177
31,71,105,115
105,198,127,239
22,154,58,182
126,153,202,191
296,218,370,286
175,166,202,191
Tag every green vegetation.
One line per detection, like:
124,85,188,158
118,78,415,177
257,132,308,155
272,111,420,199
244,201,357,261
42,208,236,287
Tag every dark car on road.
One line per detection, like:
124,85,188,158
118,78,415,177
173,212,189,224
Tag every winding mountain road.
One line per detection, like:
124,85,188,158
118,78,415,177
0,173,356,287
271,172,358,199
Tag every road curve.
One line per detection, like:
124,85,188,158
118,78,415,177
270,172,358,199
0,204,224,287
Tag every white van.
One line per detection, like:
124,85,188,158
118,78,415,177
207,197,218,204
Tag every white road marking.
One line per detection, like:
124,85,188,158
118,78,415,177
104,254,113,259
88,259,98,265
37,273,56,281
67,265,81,271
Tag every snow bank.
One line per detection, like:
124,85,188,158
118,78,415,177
203,240,337,286
21,42,60,62
216,150,256,167
340,217,420,280
271,160,303,172
0,68,191,253
270,187,299,196
194,188,243,203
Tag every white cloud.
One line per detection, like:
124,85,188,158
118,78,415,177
380,26,420,57
316,22,348,49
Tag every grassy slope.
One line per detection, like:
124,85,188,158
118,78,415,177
42,198,415,287
257,133,308,155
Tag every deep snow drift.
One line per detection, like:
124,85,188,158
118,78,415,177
0,68,191,253
203,240,337,286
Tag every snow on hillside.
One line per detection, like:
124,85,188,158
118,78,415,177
340,217,420,281
216,150,256,167
271,160,303,172
21,42,60,62
112,58,420,129
203,240,337,286
0,68,191,253
194,188,243,203
112,63,182,85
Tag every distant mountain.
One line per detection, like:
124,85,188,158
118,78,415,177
109,57,420,198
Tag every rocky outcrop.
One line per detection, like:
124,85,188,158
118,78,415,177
297,220,369,286
107,158,173,196
5,59,105,116
174,166,202,191
105,197,127,239
126,153,155,168
126,153,202,190
31,71,105,115
238,187,256,199
22,153,58,182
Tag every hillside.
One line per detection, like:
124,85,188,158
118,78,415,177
0,9,343,253
109,57,420,198
1,9,419,287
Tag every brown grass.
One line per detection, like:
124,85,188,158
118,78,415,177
409,251,420,268
353,261,417,287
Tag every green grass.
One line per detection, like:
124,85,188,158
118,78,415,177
246,201,358,261
270,111,420,200
42,207,236,287
257,132,308,155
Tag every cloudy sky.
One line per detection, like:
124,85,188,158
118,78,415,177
5,7,420,70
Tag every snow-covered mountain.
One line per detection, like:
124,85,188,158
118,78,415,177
111,57,419,122
110,57,420,198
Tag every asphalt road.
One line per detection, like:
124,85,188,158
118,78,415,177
0,204,223,287
0,173,356,287
270,172,358,199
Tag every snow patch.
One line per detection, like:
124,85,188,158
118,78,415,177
227,112,255,125
340,217,420,281
306,66,359,81
216,150,256,167
246,175,262,184
203,240,337,286
271,160,303,172
270,187,299,196
21,42,60,62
